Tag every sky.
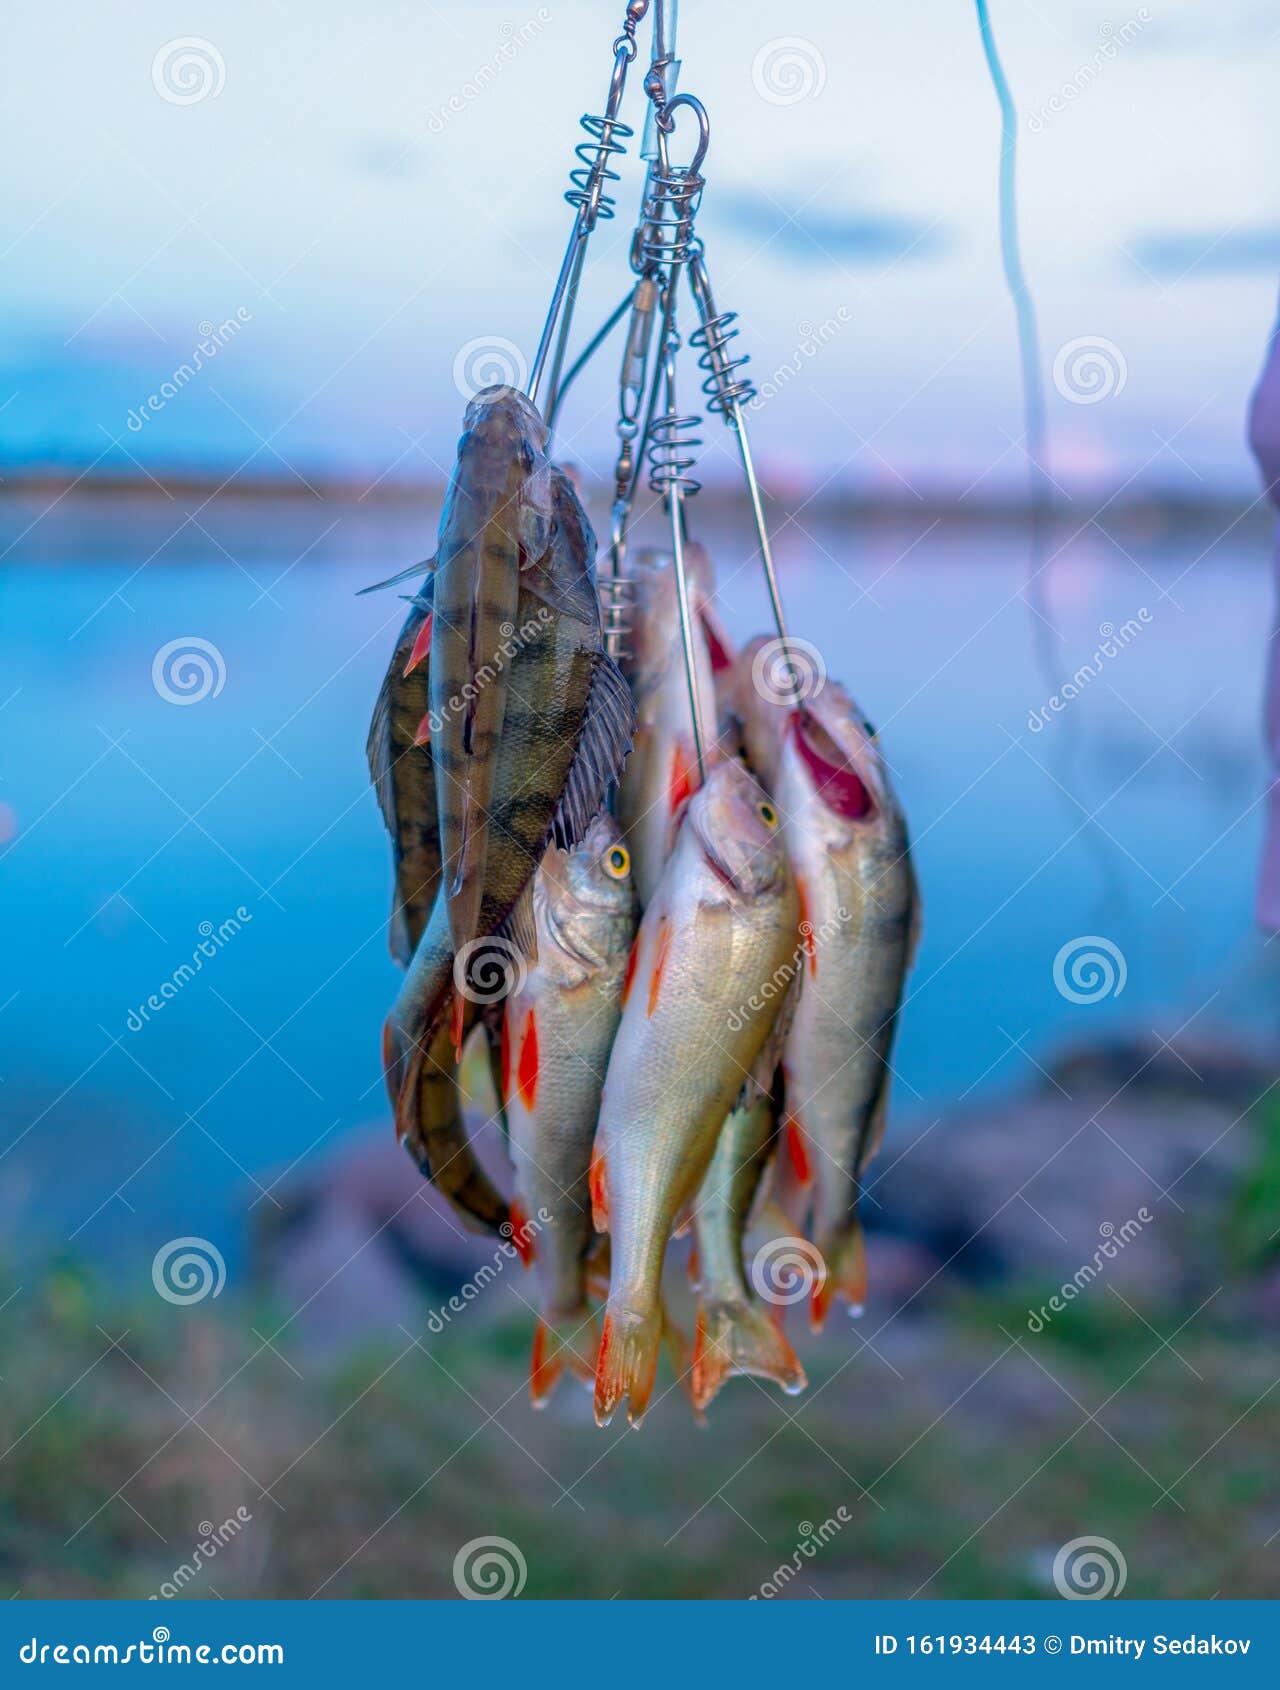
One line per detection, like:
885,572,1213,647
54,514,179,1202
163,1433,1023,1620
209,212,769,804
4,0,1280,499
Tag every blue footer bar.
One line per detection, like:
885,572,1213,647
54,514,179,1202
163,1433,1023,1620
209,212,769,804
0,1602,1272,1684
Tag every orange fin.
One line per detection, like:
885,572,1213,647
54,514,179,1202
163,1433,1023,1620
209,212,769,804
620,934,640,1008
668,740,694,818
646,916,671,1018
594,1306,662,1428
403,611,433,678
812,1218,866,1330
795,876,816,977
531,1310,599,1408
516,1009,539,1110
784,1117,812,1186
449,992,466,1064
589,1147,609,1233
412,708,432,747
692,1298,807,1411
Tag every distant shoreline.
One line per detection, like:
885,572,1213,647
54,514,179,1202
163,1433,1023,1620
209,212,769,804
0,466,1270,538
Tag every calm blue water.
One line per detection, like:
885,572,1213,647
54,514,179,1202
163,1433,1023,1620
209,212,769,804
0,491,1271,1257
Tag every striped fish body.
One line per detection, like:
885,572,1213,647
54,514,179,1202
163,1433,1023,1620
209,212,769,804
431,386,554,955
366,593,439,966
386,482,634,1169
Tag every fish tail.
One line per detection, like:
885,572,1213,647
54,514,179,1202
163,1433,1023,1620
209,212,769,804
691,1298,807,1411
531,1308,600,1409
811,1216,868,1330
593,1304,662,1428
589,1146,609,1233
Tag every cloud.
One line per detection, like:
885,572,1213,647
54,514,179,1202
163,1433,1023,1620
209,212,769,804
716,191,946,268
349,136,421,180
1128,224,1280,279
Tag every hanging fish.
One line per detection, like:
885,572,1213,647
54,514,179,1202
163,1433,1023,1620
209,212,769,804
388,1003,510,1234
382,466,635,1226
690,1077,807,1411
502,815,638,1406
735,639,921,1327
430,385,575,957
591,758,798,1427
615,543,725,905
366,587,440,966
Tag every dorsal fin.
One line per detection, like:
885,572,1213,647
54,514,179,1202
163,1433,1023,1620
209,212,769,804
356,555,435,596
552,653,636,851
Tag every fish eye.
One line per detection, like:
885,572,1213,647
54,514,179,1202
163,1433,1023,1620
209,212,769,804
757,801,778,827
604,845,630,880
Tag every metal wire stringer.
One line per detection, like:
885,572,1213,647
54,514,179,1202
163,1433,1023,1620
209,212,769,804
687,250,801,707
528,0,650,417
642,94,711,777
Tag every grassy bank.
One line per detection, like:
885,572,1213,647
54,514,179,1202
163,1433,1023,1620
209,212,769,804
2,1258,1276,1600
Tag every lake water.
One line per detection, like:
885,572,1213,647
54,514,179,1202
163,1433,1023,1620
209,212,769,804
1,489,1273,1259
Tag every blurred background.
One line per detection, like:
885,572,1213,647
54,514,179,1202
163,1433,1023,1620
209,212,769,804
2,0,1279,1600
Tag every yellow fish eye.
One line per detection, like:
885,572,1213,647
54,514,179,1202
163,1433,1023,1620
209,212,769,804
604,845,630,880
758,801,778,827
